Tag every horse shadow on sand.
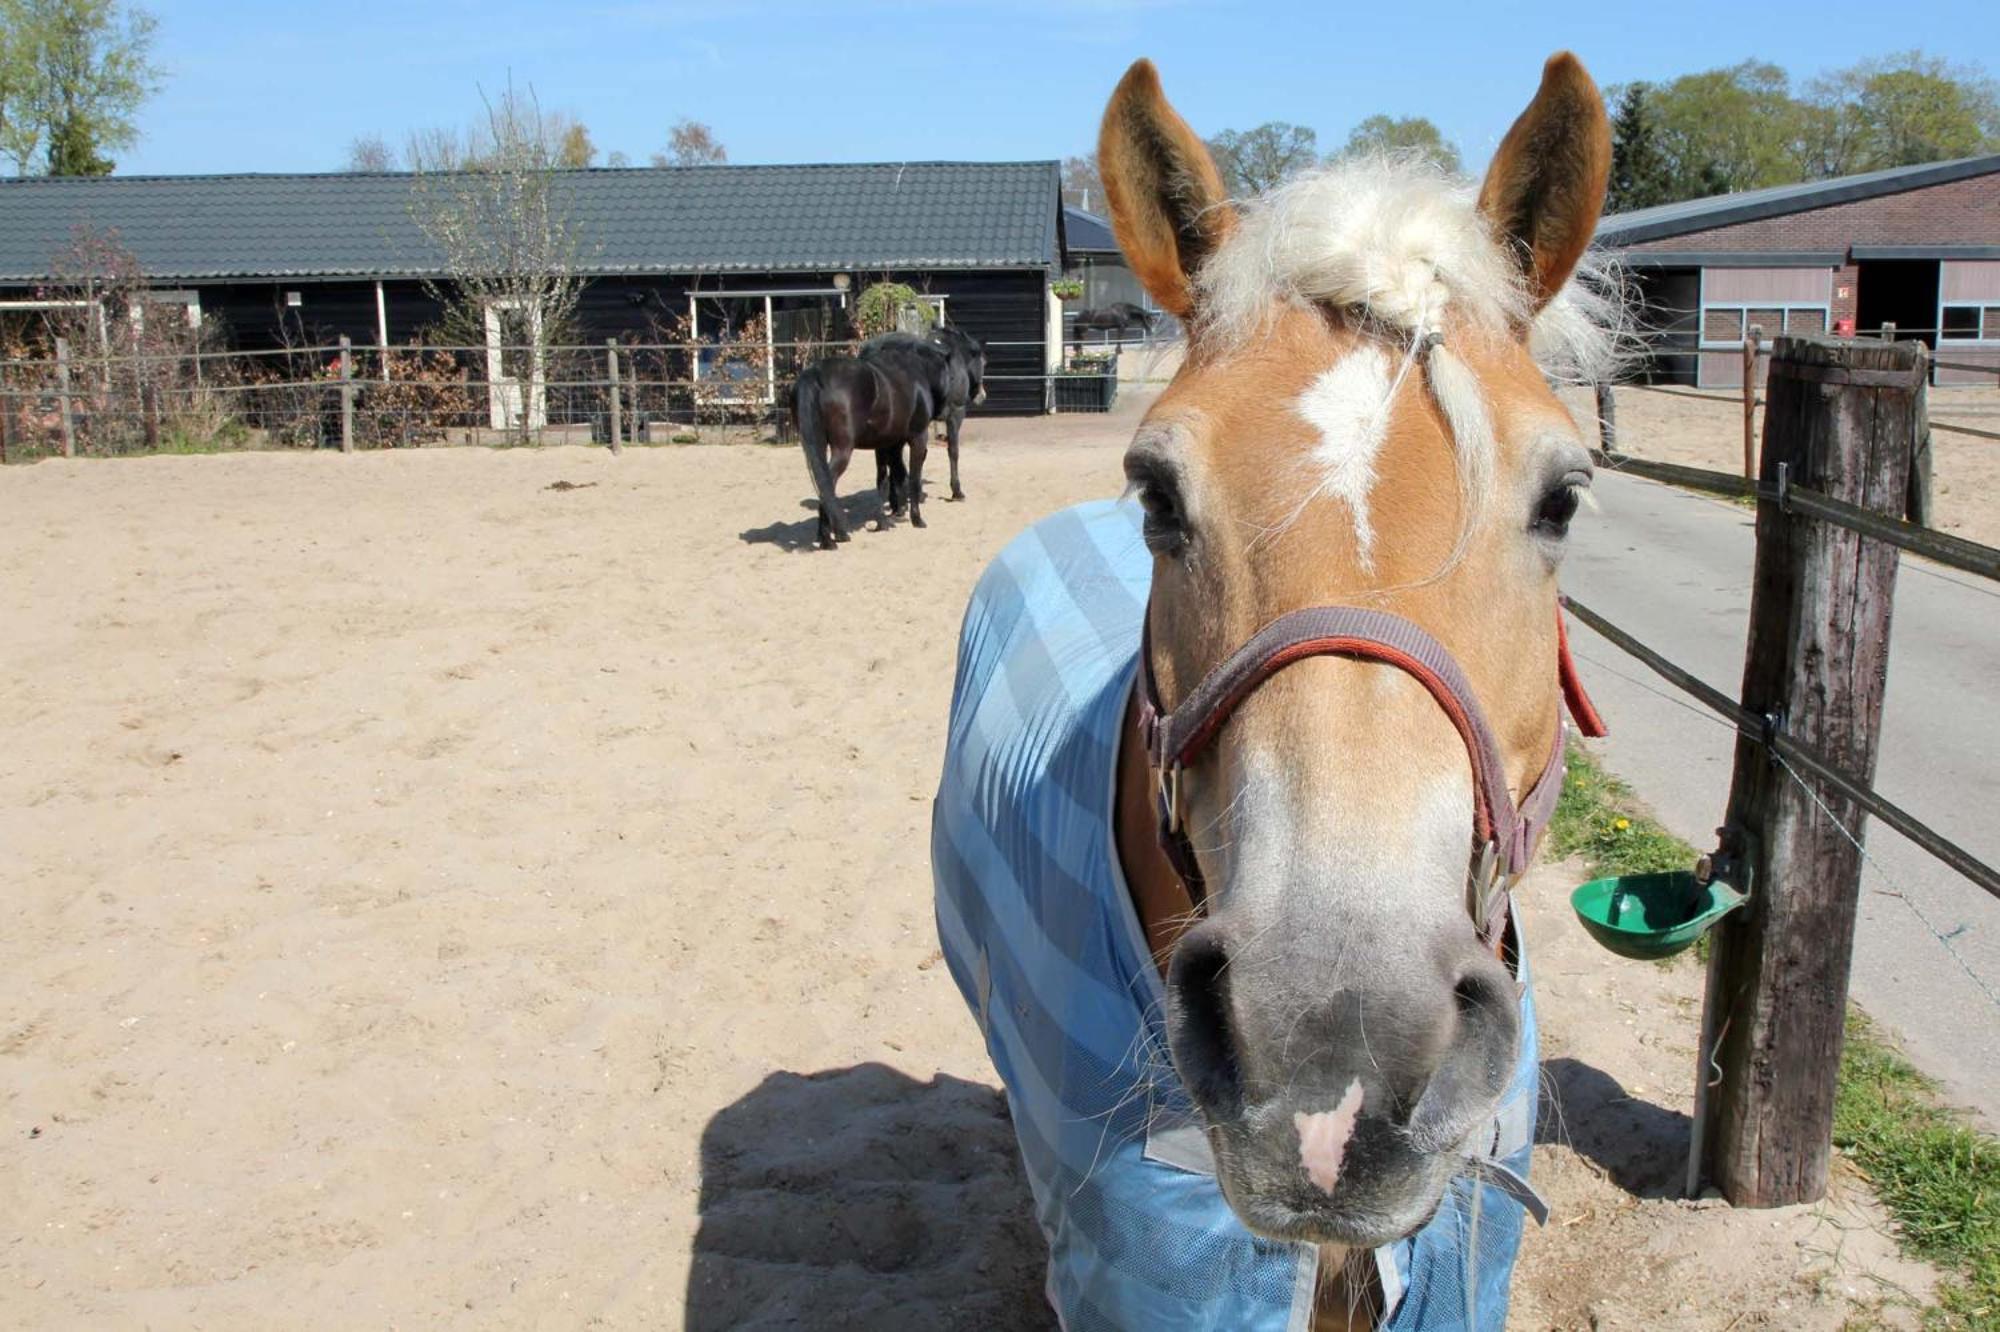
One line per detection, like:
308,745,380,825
739,493,908,552
686,1063,1054,1331
1537,1056,1692,1199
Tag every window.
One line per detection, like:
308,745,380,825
1940,304,1999,341
688,289,848,403
1699,302,1830,348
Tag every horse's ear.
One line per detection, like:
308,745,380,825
1098,59,1235,320
1477,53,1611,312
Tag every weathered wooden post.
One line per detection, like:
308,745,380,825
1697,335,1920,1206
606,337,623,455
1907,344,1933,527
55,337,74,458
1740,324,1763,479
338,335,355,453
1595,380,1617,453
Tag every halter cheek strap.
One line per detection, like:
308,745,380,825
1137,605,1605,944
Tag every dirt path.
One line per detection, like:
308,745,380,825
0,395,1948,1328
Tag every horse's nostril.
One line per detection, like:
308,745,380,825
1452,970,1499,1019
1167,928,1244,1119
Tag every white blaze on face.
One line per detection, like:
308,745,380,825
1294,346,1393,565
1294,1078,1365,1194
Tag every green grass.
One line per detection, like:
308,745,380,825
1554,746,2000,1328
1837,1014,2000,1330
1550,744,1698,878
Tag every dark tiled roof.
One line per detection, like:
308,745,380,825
0,161,1063,282
1597,153,2000,246
1064,206,1119,254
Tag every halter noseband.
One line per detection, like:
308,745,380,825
1137,604,1605,945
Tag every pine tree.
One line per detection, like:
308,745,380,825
1607,83,1671,213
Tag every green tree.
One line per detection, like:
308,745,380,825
1649,61,1808,199
557,120,595,168
1206,121,1318,196
22,0,158,175
1606,82,1673,212
1806,52,1999,173
1336,114,1461,174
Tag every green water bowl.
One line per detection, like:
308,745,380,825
1570,871,1748,961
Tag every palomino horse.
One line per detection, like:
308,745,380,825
792,328,985,550
932,53,1617,1330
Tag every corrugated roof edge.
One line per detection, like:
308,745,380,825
1597,153,2000,246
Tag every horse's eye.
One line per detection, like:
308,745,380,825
1138,480,1188,556
1532,481,1584,539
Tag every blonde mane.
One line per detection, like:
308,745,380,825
1192,154,1625,386
1194,155,1627,560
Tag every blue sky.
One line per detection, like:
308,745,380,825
122,0,1999,179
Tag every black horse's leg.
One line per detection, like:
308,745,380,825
874,446,899,516
906,430,930,529
828,442,856,543
945,409,966,501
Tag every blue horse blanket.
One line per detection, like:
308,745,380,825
932,499,1540,1331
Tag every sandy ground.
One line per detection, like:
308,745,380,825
0,385,1952,1329
1562,383,2000,548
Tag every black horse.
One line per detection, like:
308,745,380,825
872,325,985,516
791,328,985,551
1069,302,1156,342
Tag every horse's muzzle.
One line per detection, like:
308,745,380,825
1165,916,1521,1245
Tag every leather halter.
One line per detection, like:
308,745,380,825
1137,604,1606,944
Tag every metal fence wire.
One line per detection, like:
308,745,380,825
0,336,1143,458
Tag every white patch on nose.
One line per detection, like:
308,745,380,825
1293,1079,1365,1194
1294,346,1392,566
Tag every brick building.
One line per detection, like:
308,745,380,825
1599,154,2000,387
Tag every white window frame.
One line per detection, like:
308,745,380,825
688,287,848,405
1937,300,2000,345
1696,301,1831,350
483,298,546,430
0,298,112,353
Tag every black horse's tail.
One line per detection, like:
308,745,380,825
793,368,846,544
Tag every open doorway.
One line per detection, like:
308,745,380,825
1855,260,1940,346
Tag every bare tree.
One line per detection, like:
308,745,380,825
406,79,591,442
344,132,395,172
651,118,725,167
1061,153,1103,211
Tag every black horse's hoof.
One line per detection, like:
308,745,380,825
911,513,927,529
948,489,967,502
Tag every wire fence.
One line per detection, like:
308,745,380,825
0,335,1141,459
1563,341,2000,1013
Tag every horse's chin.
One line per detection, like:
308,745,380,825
1206,1122,1457,1250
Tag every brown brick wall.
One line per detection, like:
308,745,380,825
1626,172,2000,259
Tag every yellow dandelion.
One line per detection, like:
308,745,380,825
1613,818,1630,831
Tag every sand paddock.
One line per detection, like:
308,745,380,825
1,386,1958,1329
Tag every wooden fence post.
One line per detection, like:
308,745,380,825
1908,344,1933,527
1595,381,1617,453
1697,334,1920,1206
606,337,623,455
55,337,74,459
338,335,354,453
1741,324,1763,479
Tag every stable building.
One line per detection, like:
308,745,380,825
1600,154,2000,387
0,162,1067,415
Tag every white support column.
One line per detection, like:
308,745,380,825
375,280,391,379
